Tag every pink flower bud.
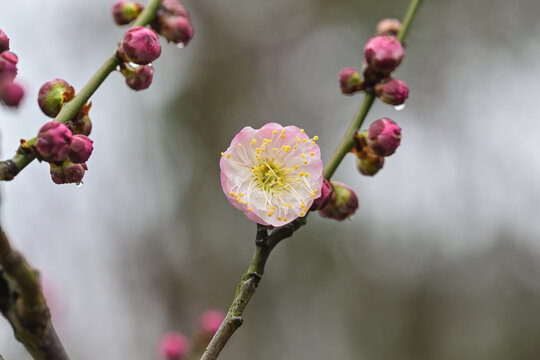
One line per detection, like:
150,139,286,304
375,78,409,106
310,179,333,211
68,134,93,164
0,29,9,53
357,152,384,176
161,0,189,17
158,332,189,360
50,160,86,184
36,122,73,162
375,18,402,37
364,36,404,74
38,79,73,118
319,182,359,221
121,26,161,65
123,65,154,91
0,51,18,81
339,68,363,95
367,118,402,157
0,81,24,108
199,310,225,337
159,16,194,45
112,0,144,25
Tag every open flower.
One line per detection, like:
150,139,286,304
220,123,323,227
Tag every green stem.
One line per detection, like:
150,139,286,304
323,93,375,180
200,1,425,359
0,0,163,181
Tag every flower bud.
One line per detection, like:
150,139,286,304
375,78,409,106
158,15,194,45
364,36,404,74
112,0,144,25
67,103,92,136
123,64,154,91
0,29,9,52
68,134,93,164
310,179,333,211
36,121,73,162
357,152,384,176
319,182,359,221
158,332,189,360
367,118,402,157
339,68,363,95
121,26,161,65
0,51,18,81
0,81,24,108
375,18,402,37
161,0,189,17
38,79,74,118
50,160,87,184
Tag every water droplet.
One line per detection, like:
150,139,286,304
394,104,406,111
147,62,153,68
116,65,121,71
75,181,84,188
176,42,185,49
127,62,140,68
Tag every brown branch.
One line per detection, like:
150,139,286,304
0,227,69,360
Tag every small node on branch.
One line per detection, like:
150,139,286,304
339,68,363,95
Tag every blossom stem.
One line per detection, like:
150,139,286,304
201,1,424,359
0,0,163,181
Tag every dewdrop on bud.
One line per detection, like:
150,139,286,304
158,332,189,360
339,68,363,95
310,179,333,211
68,135,93,164
161,0,189,17
319,182,359,221
367,118,402,157
121,26,161,65
375,78,409,106
38,79,74,118
375,18,402,37
36,122,73,162
112,0,144,25
159,16,194,45
0,81,24,108
50,161,87,184
364,36,404,74
0,51,18,81
0,29,9,52
123,64,154,91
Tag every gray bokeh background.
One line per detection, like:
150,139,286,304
1,0,540,359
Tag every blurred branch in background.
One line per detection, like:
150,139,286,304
0,227,69,360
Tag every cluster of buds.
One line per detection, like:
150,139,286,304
338,19,409,106
0,28,24,108
353,118,401,176
34,78,94,184
112,0,193,91
157,309,225,360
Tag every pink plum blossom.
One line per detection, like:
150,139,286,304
220,123,324,227
199,310,225,336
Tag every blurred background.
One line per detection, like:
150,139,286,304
1,0,540,359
